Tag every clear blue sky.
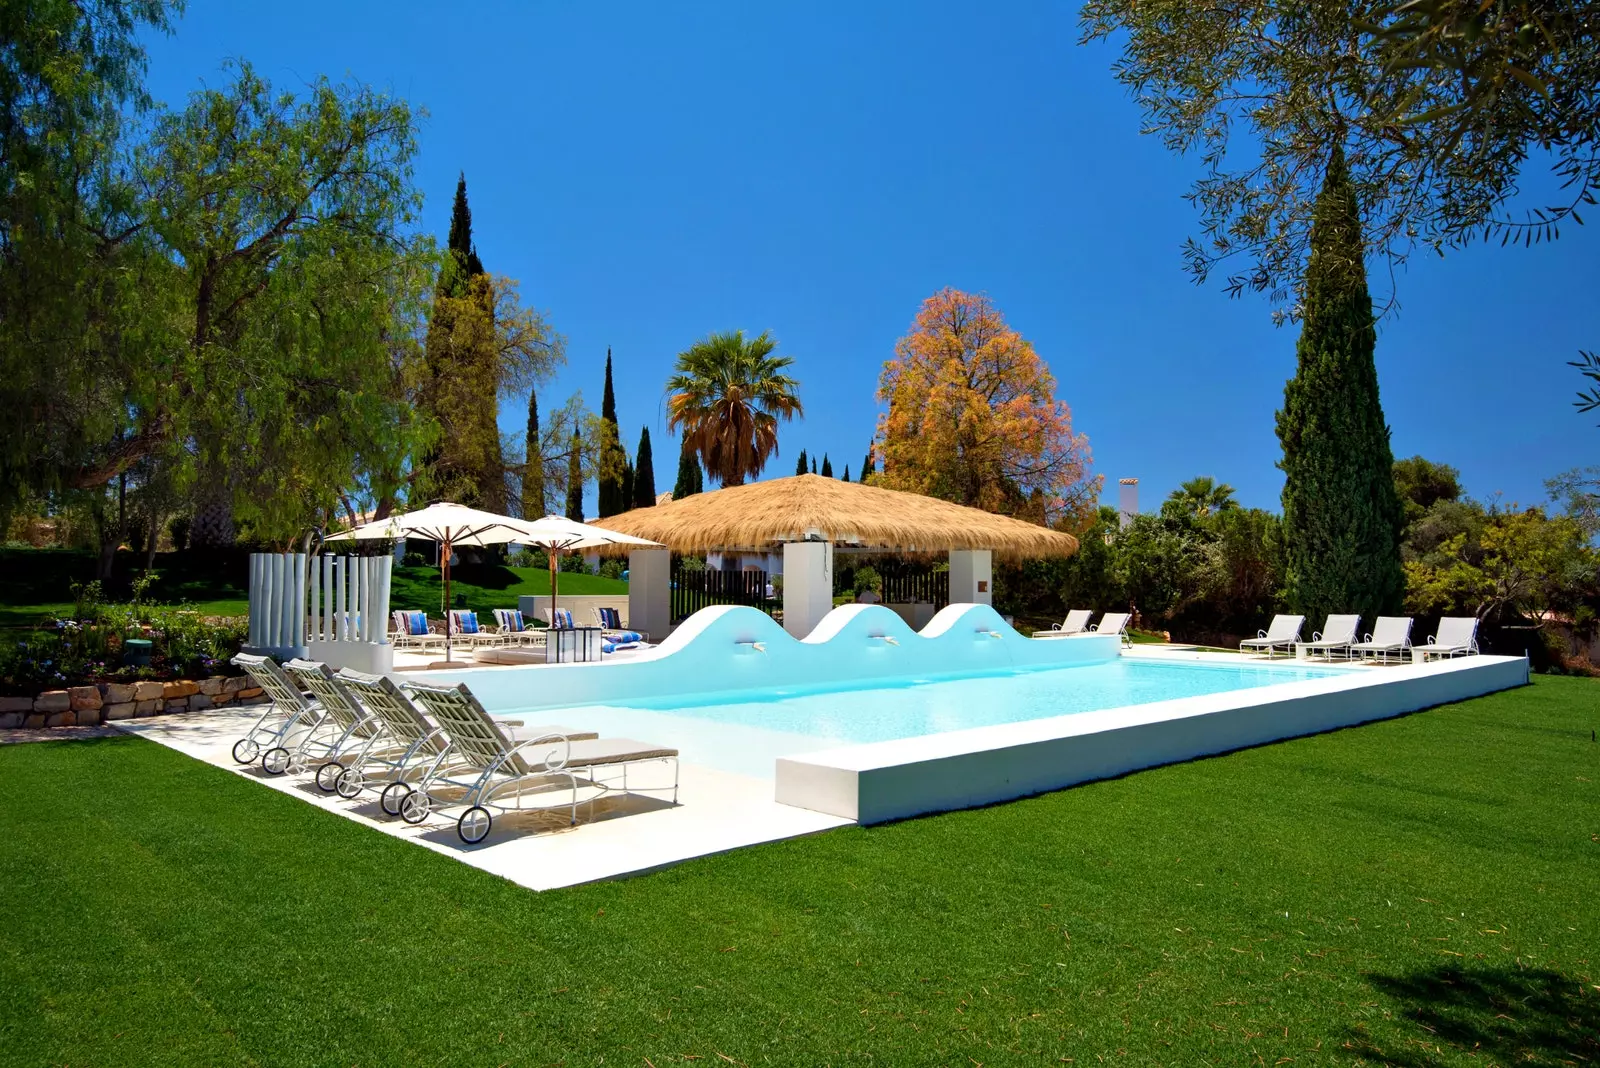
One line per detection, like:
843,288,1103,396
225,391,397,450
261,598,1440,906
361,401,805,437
140,2,1598,517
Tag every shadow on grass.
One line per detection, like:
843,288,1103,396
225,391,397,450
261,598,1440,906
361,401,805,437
1348,964,1599,1066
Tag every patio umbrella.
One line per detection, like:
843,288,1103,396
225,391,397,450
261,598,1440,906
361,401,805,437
515,515,662,621
324,502,541,661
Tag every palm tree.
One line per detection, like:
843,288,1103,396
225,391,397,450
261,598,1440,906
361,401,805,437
666,330,803,487
1166,476,1239,517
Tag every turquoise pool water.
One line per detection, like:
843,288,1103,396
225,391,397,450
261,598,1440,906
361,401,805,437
588,657,1344,746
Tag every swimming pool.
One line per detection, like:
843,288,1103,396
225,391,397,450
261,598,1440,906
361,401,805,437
502,656,1347,777
594,658,1345,744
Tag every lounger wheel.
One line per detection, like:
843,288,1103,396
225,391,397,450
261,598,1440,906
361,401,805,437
232,738,260,765
262,746,291,775
314,762,344,793
399,790,431,825
380,781,412,816
457,806,491,844
335,766,364,800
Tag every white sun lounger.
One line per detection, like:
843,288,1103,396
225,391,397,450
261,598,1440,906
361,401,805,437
1089,611,1132,647
1033,609,1094,639
1239,614,1304,658
1349,616,1413,664
404,681,679,843
283,659,387,792
1416,616,1480,661
229,654,330,775
1294,614,1361,661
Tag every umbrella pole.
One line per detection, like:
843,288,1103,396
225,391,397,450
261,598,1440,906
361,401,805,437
443,535,453,663
549,547,558,623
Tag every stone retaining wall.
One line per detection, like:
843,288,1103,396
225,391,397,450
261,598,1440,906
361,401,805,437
0,676,267,729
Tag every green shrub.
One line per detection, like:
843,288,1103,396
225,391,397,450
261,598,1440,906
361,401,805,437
853,566,882,595
599,559,624,580
402,551,426,567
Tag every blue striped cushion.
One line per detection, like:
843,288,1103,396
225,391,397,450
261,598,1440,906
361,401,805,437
458,612,478,634
407,611,428,635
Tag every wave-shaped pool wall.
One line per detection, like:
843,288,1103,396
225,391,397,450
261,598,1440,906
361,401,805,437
411,604,1121,714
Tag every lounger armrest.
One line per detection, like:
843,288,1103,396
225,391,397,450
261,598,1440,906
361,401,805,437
1311,630,1324,642
1050,623,1062,631
1257,629,1269,639
503,732,573,773
1362,632,1373,643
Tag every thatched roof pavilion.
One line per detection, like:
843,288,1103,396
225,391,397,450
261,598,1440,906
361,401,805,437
591,474,1078,560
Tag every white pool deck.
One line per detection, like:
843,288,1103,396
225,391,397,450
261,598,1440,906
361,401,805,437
115,706,850,892
111,641,1527,892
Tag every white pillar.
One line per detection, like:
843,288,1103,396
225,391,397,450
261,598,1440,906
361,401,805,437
627,548,671,641
782,540,834,639
947,549,993,606
291,553,306,649
247,554,262,648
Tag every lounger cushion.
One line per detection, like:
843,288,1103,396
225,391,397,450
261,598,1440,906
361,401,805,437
407,611,429,636
458,612,479,634
564,738,679,767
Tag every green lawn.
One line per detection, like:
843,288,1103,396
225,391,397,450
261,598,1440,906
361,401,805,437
1,678,1595,1065
388,562,628,620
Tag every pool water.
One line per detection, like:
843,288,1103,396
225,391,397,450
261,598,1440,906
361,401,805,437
609,657,1344,744
514,657,1346,778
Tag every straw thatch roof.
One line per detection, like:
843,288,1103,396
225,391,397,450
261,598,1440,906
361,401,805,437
591,474,1079,559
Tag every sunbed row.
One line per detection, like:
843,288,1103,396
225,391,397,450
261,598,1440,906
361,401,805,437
1031,610,1131,645
389,607,647,655
229,653,677,844
1240,613,1481,663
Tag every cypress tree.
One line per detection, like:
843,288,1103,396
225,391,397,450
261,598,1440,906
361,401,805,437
621,457,635,513
820,453,833,478
674,439,703,500
1276,145,1405,622
565,429,584,521
597,349,624,517
795,449,808,477
862,446,876,479
633,426,656,507
841,464,850,483
811,456,817,475
445,172,485,281
522,390,544,518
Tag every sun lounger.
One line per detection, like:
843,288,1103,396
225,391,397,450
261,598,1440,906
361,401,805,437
390,610,445,652
1294,614,1361,661
331,668,454,812
1089,611,1132,647
282,659,387,792
404,681,678,843
492,608,546,648
590,606,649,653
229,654,332,775
334,669,598,817
449,609,504,648
1350,616,1413,664
1417,616,1480,661
1033,609,1093,639
1239,614,1305,658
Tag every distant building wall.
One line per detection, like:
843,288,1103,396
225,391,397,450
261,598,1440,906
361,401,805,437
1117,478,1139,529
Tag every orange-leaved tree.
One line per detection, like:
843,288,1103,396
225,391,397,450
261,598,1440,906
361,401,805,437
875,288,1100,526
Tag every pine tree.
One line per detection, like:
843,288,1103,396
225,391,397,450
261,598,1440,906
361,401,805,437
795,449,808,477
522,389,544,518
565,429,584,521
597,348,624,517
1276,145,1405,623
633,426,656,507
841,464,850,482
820,453,833,478
420,173,500,508
674,438,703,500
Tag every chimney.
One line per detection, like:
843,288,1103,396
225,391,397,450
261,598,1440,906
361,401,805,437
1118,478,1139,529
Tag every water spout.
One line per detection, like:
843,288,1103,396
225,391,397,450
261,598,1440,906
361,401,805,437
873,635,900,646
737,640,768,654
984,630,1003,639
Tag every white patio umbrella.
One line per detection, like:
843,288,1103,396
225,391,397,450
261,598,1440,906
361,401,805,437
324,502,542,661
516,515,662,621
